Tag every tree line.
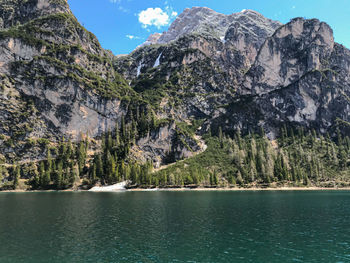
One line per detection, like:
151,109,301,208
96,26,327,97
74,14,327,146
1,123,349,190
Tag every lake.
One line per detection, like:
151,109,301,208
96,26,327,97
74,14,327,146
0,191,349,262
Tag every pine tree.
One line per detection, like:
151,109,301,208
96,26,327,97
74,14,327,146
90,164,97,183
235,129,243,150
42,168,51,188
46,149,52,178
69,162,77,186
55,160,63,188
121,115,126,139
274,153,283,181
0,166,3,186
115,122,120,148
96,155,103,180
106,129,113,151
130,164,138,185
337,128,343,146
67,139,74,160
0,165,5,186
13,165,20,189
39,161,45,187
77,141,86,174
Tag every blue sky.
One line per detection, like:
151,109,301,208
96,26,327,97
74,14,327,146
67,0,350,55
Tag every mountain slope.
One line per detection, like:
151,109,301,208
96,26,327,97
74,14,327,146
115,8,282,122
0,2,349,189
116,8,350,139
0,0,200,166
214,18,350,138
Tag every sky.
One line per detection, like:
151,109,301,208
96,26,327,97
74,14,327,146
67,0,350,55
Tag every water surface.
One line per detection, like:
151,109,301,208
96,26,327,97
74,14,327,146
0,191,349,262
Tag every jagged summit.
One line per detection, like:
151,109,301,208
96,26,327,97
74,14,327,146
146,7,282,45
1,0,350,187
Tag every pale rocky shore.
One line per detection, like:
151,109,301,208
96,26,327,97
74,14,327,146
2,185,350,193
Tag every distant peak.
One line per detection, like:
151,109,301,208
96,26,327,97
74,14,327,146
184,6,216,12
157,6,281,44
240,9,260,14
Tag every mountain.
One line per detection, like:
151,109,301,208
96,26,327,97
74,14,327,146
0,0,197,167
0,1,349,190
115,8,282,123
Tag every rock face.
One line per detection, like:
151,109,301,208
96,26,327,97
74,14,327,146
242,18,335,95
0,0,199,164
116,8,282,122
1,2,350,166
212,18,350,137
140,33,162,47
0,0,128,144
117,7,350,138
131,122,201,168
157,8,281,45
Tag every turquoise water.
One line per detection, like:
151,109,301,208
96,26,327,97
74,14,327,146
0,191,349,262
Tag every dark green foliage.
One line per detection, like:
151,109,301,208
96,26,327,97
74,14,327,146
151,128,350,188
13,165,20,189
3,118,350,190
28,136,89,190
88,109,159,186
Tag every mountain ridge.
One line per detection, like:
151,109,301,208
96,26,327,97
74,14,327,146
0,0,350,190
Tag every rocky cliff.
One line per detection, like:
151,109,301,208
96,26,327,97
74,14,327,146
0,2,350,181
0,0,199,165
215,18,350,138
116,7,350,139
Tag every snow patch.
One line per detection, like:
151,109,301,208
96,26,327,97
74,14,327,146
89,181,128,192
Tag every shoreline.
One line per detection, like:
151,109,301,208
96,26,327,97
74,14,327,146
2,186,350,193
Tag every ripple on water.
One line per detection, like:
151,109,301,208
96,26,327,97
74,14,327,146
0,191,349,262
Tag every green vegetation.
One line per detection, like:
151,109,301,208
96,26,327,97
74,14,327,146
0,105,164,190
151,127,350,188
1,1,349,192
0,10,133,99
87,113,156,186
1,125,349,190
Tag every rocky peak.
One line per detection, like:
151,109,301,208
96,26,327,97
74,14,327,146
0,0,70,29
242,17,335,95
157,7,227,43
139,32,162,48
224,10,282,64
155,7,281,45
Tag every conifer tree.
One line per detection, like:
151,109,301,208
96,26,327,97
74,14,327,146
13,165,20,189
46,149,52,178
77,141,86,174
0,165,3,186
55,160,63,188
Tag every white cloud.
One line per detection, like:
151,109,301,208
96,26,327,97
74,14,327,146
109,0,121,3
138,7,171,28
126,35,141,40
